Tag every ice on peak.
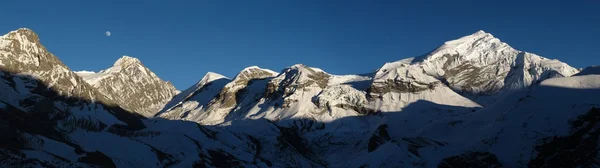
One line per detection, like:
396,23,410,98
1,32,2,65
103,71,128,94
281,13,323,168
417,30,511,63
113,55,142,67
15,28,36,34
231,66,278,83
16,27,34,31
378,58,414,71
201,72,228,83
241,66,277,75
74,70,96,74
290,64,308,69
279,64,317,76
463,30,493,39
241,65,261,71
285,64,328,74
7,28,36,36
474,30,487,35
240,66,277,74
444,30,497,45
74,70,106,86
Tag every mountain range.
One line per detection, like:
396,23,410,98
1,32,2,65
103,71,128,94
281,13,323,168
0,28,598,167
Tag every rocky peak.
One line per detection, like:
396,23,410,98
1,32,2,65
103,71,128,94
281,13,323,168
198,72,228,86
0,28,110,104
264,64,330,106
181,72,231,95
231,66,277,85
206,67,277,110
290,64,308,69
204,71,228,80
113,55,142,67
156,71,231,118
421,30,514,65
407,30,578,97
76,56,178,117
274,64,330,89
1,28,46,60
4,28,40,44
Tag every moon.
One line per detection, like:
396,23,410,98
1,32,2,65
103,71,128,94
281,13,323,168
105,31,111,37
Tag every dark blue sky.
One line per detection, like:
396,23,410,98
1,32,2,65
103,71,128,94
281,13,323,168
2,0,599,89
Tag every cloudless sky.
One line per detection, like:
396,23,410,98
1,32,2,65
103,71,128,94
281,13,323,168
1,0,599,89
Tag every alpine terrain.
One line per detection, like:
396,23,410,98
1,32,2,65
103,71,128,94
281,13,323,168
1,28,598,167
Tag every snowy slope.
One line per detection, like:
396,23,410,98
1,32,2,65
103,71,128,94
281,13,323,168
75,56,179,117
160,72,229,113
156,72,231,120
404,74,600,167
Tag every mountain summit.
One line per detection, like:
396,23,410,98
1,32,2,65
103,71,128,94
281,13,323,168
0,28,112,104
113,55,142,67
76,56,178,117
394,30,579,104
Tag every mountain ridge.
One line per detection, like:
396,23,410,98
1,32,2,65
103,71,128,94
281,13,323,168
1,28,598,167
159,30,576,125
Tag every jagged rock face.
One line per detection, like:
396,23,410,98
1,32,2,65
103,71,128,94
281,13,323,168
75,56,179,117
314,85,375,114
367,60,481,111
231,66,278,85
0,28,111,105
369,62,442,96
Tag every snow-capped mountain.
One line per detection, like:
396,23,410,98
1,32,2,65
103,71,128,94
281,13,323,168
0,28,111,104
388,30,579,104
75,56,179,117
0,28,154,167
2,28,598,167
